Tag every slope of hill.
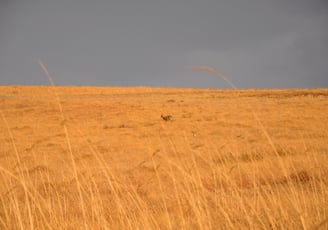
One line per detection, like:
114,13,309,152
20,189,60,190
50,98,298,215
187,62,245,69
1,86,328,229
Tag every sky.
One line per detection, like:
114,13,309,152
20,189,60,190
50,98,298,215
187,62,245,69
0,0,327,89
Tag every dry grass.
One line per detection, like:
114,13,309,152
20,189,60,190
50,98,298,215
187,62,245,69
0,85,328,229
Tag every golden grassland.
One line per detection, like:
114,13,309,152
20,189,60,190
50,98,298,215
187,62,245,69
0,86,328,229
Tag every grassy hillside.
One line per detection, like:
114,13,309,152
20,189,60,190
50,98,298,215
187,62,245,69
0,86,328,229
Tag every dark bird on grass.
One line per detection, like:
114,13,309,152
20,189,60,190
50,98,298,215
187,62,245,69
161,114,172,121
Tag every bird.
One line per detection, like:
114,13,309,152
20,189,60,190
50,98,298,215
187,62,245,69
161,114,172,121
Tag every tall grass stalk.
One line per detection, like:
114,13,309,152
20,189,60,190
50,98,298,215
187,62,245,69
38,59,87,229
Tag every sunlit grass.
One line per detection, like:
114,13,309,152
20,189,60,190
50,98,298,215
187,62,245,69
0,64,327,229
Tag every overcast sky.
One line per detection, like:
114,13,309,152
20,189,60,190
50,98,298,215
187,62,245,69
1,0,327,88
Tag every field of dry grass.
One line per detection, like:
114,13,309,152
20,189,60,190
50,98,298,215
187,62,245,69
0,86,328,229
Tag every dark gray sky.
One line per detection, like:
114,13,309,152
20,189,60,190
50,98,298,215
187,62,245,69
1,0,327,88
